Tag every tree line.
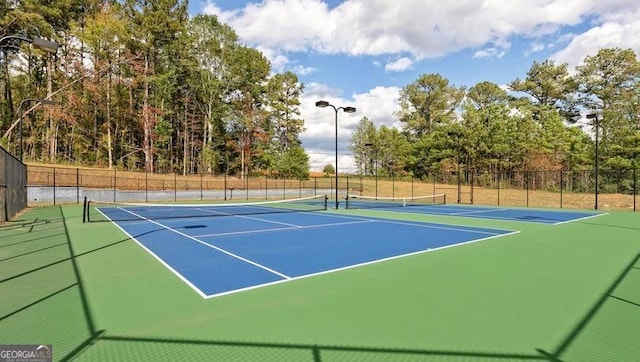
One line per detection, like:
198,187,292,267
2,1,639,187
350,49,640,194
1,0,309,179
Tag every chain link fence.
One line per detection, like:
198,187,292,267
25,165,638,211
1,145,27,221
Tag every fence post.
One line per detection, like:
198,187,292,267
392,174,395,199
76,168,80,204
330,177,333,200
113,169,116,202
497,169,501,206
470,169,474,204
145,170,148,202
560,170,563,209
634,167,637,212
53,167,56,205
526,171,529,207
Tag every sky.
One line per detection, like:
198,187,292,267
186,0,640,172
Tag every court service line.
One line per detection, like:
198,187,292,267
376,219,510,235
287,211,511,236
552,212,607,225
196,208,303,228
194,219,374,238
118,207,292,280
449,208,510,216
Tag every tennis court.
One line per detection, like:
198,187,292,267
95,198,515,298
346,194,603,224
2,196,640,361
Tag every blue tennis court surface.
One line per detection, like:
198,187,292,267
348,202,603,224
99,207,516,298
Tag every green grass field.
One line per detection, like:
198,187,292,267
1,204,639,361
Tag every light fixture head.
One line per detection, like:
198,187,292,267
315,100,329,108
343,106,356,113
32,37,58,54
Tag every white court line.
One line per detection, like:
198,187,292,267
196,207,303,228
371,218,510,235
117,207,292,280
98,207,517,299
449,208,510,216
552,212,608,225
203,230,519,299
96,208,209,298
195,220,374,238
313,211,512,235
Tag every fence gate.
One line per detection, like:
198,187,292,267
454,168,474,204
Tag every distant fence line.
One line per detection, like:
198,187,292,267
1,146,27,221
26,165,638,211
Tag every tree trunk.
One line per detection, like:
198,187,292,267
143,53,153,173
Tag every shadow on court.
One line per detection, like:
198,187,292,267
536,251,640,361
2,206,640,361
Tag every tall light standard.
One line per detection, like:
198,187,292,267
2,35,58,161
19,98,55,161
316,100,356,209
587,112,600,210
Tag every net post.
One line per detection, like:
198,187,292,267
324,194,328,210
443,193,447,205
82,197,87,223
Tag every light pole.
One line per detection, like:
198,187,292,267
316,100,356,209
587,113,599,210
2,35,58,162
19,98,54,161
365,142,377,198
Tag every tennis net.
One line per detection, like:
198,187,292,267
345,193,446,210
83,194,328,222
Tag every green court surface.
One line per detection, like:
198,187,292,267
1,204,639,361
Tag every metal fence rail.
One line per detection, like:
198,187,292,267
1,145,27,221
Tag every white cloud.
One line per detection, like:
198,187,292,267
525,42,546,56
385,57,413,72
473,47,507,59
291,64,317,76
551,7,640,69
270,53,290,70
205,0,330,52
204,0,639,59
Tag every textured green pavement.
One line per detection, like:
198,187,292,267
1,205,639,361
